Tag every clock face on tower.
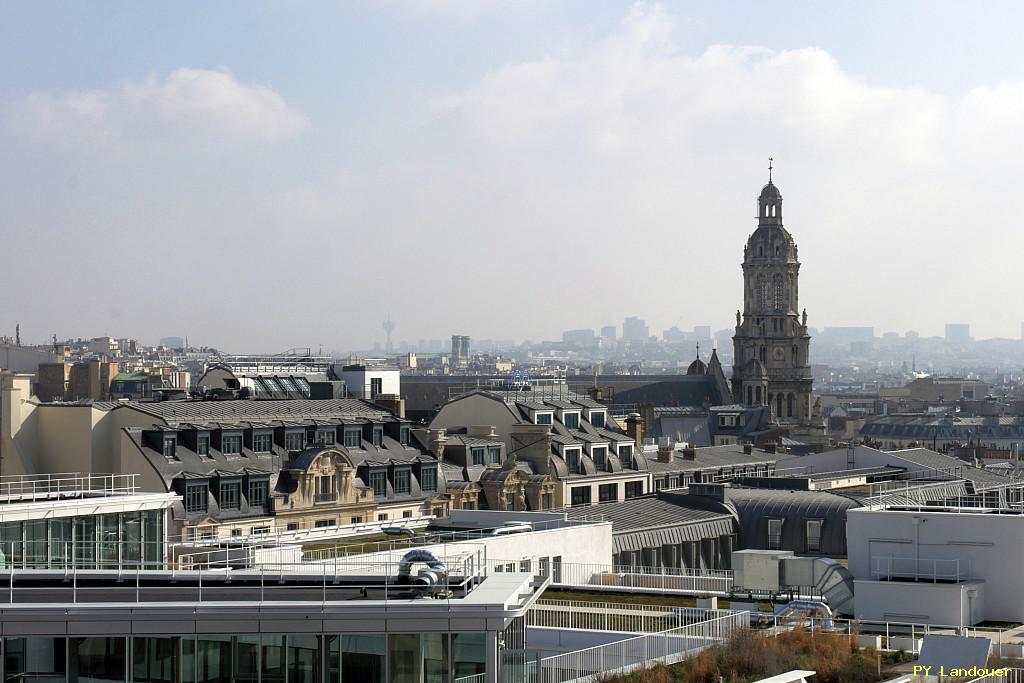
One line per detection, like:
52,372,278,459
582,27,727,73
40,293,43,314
772,347,785,361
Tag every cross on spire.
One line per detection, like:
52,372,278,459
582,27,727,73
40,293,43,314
768,157,773,183
695,342,700,359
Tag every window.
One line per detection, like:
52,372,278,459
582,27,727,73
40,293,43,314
625,481,644,499
162,436,177,460
314,519,336,528
286,522,299,531
470,447,485,466
488,445,502,465
403,510,412,518
372,425,384,447
196,434,210,457
535,413,552,425
252,432,273,453
420,467,437,492
598,483,618,502
589,411,606,428
221,433,242,455
539,557,550,577
248,479,269,508
370,377,383,396
316,428,336,446
185,482,208,513
591,446,607,466
618,444,634,466
563,412,580,429
541,492,553,509
377,513,388,521
393,469,411,494
399,425,411,446
369,470,387,497
806,520,822,552
252,526,270,535
219,481,241,510
343,427,362,448
285,430,305,452
773,273,785,311
350,516,363,524
564,448,581,473
317,475,335,502
768,519,784,550
570,486,592,506
520,559,532,573
231,529,241,537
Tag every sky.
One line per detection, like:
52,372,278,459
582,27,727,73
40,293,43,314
3,1,1024,352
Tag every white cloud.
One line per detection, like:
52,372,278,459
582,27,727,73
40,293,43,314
17,67,304,155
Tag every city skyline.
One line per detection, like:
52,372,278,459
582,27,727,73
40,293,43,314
4,2,1024,349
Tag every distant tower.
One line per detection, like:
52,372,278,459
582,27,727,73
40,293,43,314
731,160,813,421
14,323,20,346
382,317,396,353
451,335,470,368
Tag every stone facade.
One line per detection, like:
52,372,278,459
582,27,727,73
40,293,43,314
731,175,813,423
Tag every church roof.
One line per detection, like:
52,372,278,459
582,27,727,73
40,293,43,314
686,358,707,375
759,181,782,200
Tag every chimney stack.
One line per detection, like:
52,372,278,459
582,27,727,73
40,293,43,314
624,413,644,446
743,444,752,455
764,443,777,454
682,447,696,461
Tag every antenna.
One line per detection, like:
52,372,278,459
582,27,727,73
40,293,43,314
382,316,395,353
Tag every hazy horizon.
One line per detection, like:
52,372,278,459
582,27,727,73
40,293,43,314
4,1,1024,351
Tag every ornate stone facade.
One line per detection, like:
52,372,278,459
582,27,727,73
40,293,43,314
731,173,813,423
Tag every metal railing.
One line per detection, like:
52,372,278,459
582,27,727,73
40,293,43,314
0,472,139,501
528,599,734,633
0,550,497,609
181,514,434,546
872,556,969,582
453,674,487,683
530,610,750,683
529,560,734,594
1,541,166,570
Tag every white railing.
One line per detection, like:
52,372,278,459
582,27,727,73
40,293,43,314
0,472,139,501
872,556,969,582
528,599,733,633
967,668,1024,683
532,560,734,594
531,610,750,683
453,674,487,683
182,514,434,546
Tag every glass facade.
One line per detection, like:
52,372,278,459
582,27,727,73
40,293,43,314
0,510,164,569
0,632,488,683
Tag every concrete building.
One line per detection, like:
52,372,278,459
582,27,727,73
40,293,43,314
333,364,401,400
621,317,649,343
879,376,990,405
451,335,471,369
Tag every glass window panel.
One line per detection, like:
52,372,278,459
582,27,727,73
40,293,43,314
4,636,67,683
286,635,320,683
74,516,96,569
97,514,120,569
452,632,486,680
234,635,260,682
122,512,142,568
143,510,163,568
388,634,420,683
133,636,182,683
192,635,232,683
0,521,23,568
50,518,73,568
25,519,48,568
341,634,384,683
421,633,448,683
70,636,126,683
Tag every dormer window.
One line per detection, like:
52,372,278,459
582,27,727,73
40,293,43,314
589,411,606,428
221,432,242,456
392,468,411,495
343,427,362,448
618,444,634,466
488,445,502,465
316,428,336,446
372,425,384,448
399,425,411,446
252,431,273,454
470,447,485,466
562,412,580,429
564,448,581,473
535,412,553,426
285,429,305,452
162,436,177,461
196,434,211,457
591,446,607,466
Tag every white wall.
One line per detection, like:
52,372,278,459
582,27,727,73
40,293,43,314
848,508,1022,622
852,579,984,626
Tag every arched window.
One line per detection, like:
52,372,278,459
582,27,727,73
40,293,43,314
746,386,753,405
792,344,799,364
776,393,783,417
787,393,795,418
757,275,769,310
773,274,785,311
755,386,762,404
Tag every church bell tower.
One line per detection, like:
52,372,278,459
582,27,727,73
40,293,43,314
731,160,813,422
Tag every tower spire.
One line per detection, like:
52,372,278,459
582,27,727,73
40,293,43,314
768,157,773,183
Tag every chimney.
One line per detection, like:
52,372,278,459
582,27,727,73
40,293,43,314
413,428,448,463
743,444,752,455
682,447,696,461
510,424,553,474
657,446,674,463
624,413,644,446
764,443,777,454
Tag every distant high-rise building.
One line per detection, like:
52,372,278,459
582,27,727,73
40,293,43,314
562,329,595,347
451,335,470,367
622,317,649,342
600,326,617,343
945,323,971,345
693,325,712,341
159,336,184,349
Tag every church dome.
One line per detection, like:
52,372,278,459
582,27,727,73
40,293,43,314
759,182,781,201
687,358,708,375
